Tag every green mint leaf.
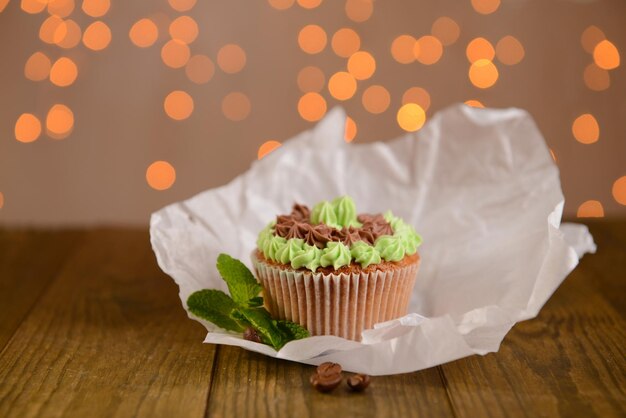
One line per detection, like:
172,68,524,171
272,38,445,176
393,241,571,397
216,253,263,307
236,307,287,350
187,289,245,332
248,296,264,308
276,320,310,341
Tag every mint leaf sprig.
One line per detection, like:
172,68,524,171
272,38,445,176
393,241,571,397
187,253,309,350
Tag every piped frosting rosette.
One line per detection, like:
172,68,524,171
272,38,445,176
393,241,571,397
252,196,422,341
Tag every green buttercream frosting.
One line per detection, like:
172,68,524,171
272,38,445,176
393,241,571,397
275,238,304,264
290,243,322,271
264,235,287,261
332,196,361,228
256,221,275,250
350,241,382,268
311,201,340,229
319,242,351,270
374,235,406,262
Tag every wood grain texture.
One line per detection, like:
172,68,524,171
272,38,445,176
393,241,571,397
206,344,455,418
0,230,84,350
0,229,216,418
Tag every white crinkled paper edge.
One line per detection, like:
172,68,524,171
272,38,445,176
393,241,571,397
150,104,596,375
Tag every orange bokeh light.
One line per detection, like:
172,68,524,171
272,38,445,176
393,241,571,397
0,0,8,12
185,55,215,84
161,39,190,68
24,52,52,82
464,99,485,108
391,35,416,64
345,0,373,23
0,192,3,209
46,104,74,138
466,37,495,63
40,16,65,44
55,19,82,49
297,0,321,8
584,63,610,91
347,50,375,80
83,21,112,51
146,161,176,191
362,85,390,114
576,200,604,218
593,40,620,70
222,92,251,121
471,0,500,15
469,59,499,89
298,24,327,55
129,18,159,48
328,71,357,101
168,0,196,12
15,113,42,143
581,25,605,54
268,0,294,10
169,16,198,44
82,0,110,17
47,0,75,18
344,116,357,142
217,44,246,73
414,36,443,65
332,28,361,58
49,57,78,87
397,103,426,132
431,16,460,46
495,36,524,65
258,140,282,159
298,92,327,122
21,0,46,14
613,176,626,205
572,114,599,144
164,91,194,121
402,87,430,111
297,66,325,93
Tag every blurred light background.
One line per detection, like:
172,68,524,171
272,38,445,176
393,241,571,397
0,0,624,225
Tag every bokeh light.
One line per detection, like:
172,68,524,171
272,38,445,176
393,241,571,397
297,0,321,8
471,0,500,15
297,66,325,93
185,55,215,84
55,19,82,49
391,35,416,64
469,59,498,89
466,37,495,63
47,0,75,18
584,63,610,91
40,16,65,44
345,0,373,23
164,90,194,121
495,36,524,65
161,39,191,68
464,99,485,108
146,161,176,191
402,87,430,111
49,57,78,87
169,16,198,45
397,103,425,132
362,85,390,114
21,0,47,14
328,71,357,101
576,200,604,218
431,16,460,46
217,44,246,73
298,24,327,55
82,0,110,17
258,140,282,159
0,192,3,209
581,25,605,54
24,52,52,82
593,40,620,70
0,0,7,12
268,0,294,10
222,92,251,121
168,0,196,12
83,21,112,51
129,18,159,48
331,28,360,58
46,104,74,139
344,116,356,142
347,50,375,80
613,176,626,205
414,36,443,65
298,92,327,122
15,113,42,143
572,114,599,144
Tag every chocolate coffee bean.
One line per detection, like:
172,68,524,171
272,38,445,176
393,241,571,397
310,372,342,393
346,374,371,392
317,362,342,377
243,327,262,343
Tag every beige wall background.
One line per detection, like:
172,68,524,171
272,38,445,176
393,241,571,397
0,0,624,225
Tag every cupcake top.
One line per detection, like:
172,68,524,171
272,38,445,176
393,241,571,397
256,196,422,271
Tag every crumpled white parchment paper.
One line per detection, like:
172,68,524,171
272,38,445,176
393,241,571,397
150,104,596,375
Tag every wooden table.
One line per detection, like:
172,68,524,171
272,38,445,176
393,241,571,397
0,221,624,417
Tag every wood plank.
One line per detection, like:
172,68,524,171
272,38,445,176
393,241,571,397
0,229,84,350
206,344,455,418
439,227,626,418
0,229,216,418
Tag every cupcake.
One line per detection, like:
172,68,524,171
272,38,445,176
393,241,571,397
252,196,422,341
